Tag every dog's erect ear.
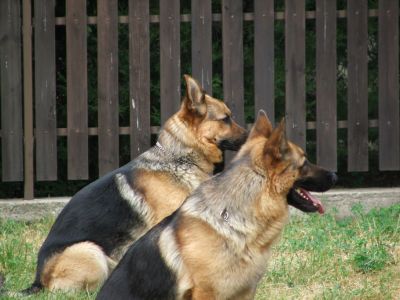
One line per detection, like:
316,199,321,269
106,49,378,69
264,118,289,159
248,110,273,140
184,74,207,115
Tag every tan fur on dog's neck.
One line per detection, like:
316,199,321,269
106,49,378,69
158,110,219,176
181,139,289,251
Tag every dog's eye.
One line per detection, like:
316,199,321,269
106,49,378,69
300,161,309,174
220,116,231,124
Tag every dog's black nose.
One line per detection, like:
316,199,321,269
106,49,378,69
328,172,338,185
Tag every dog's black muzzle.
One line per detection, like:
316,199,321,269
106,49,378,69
218,131,248,151
294,169,338,192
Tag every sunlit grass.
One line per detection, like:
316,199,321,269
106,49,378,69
256,204,400,299
1,204,399,299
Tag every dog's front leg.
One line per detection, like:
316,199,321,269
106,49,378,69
230,286,257,300
191,286,216,300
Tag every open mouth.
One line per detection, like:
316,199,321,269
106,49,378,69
287,187,325,214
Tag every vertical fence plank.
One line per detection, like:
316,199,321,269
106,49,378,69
347,0,368,171
35,0,57,181
66,0,88,179
98,0,119,175
316,0,337,171
254,0,274,124
23,0,34,199
191,0,212,94
129,0,151,159
160,0,180,124
222,0,244,125
379,0,399,170
0,0,23,181
222,0,244,162
285,0,306,149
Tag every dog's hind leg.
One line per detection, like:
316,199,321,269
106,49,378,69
42,241,111,292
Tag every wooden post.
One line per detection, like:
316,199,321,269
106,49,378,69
347,0,368,171
98,0,119,174
160,0,181,124
0,0,24,182
254,0,274,124
222,0,244,163
23,0,34,199
378,0,399,170
66,0,88,179
191,0,212,94
316,0,337,171
34,0,57,181
129,0,151,159
285,0,306,149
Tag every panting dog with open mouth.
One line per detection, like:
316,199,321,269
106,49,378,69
97,110,337,300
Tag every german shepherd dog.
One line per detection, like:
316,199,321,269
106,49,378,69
97,110,337,300
22,75,247,294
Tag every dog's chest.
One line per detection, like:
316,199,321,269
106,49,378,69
213,249,270,297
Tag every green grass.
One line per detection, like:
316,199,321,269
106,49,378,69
256,204,400,299
1,204,399,299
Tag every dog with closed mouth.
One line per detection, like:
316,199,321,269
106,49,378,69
22,75,247,294
96,110,337,300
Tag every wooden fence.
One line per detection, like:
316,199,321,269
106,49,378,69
0,0,399,199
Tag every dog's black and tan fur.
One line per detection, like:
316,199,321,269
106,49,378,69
97,111,337,300
24,75,247,293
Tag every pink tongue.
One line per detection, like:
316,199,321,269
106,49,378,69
300,188,325,214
